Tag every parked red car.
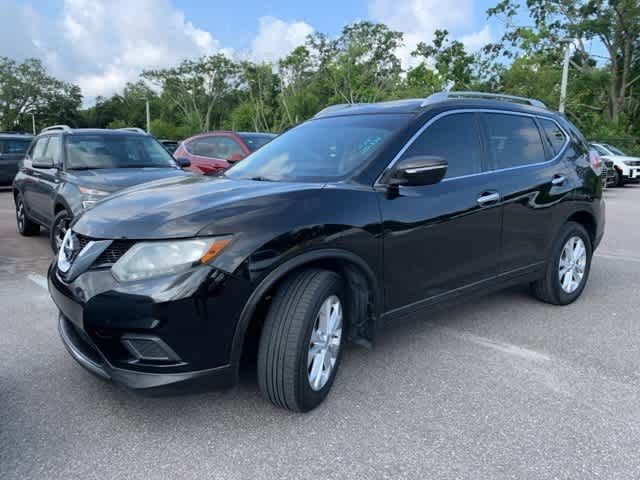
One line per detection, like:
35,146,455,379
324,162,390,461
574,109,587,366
174,131,276,174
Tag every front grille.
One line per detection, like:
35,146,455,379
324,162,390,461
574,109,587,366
93,240,136,267
73,233,136,268
76,233,92,251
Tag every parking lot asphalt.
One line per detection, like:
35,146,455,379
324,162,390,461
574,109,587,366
1,185,640,480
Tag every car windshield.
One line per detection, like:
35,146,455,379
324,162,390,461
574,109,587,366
66,134,177,170
603,144,626,156
237,133,275,152
226,114,409,182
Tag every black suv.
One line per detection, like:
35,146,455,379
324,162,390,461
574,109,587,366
0,132,33,185
13,126,190,252
48,92,605,412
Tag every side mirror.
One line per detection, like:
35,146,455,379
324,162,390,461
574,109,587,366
175,157,191,168
227,153,245,163
389,156,448,186
32,156,55,169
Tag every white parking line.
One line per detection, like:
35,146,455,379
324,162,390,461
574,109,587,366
595,253,640,263
27,273,48,290
428,323,552,363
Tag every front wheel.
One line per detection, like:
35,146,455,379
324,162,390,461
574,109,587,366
50,210,71,254
257,269,346,412
615,169,625,187
532,222,592,305
15,194,40,236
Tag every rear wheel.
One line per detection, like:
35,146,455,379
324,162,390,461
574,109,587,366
50,210,71,253
257,269,346,412
532,222,592,305
15,194,40,236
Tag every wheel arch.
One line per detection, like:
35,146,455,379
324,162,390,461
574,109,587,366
230,249,382,376
565,210,597,245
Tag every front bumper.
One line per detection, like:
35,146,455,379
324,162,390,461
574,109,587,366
57,314,233,389
48,261,252,390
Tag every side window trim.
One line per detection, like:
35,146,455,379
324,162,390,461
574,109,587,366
376,109,571,186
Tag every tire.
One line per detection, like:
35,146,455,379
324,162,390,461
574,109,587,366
531,222,592,305
615,169,625,187
257,269,346,412
15,193,40,236
50,209,72,254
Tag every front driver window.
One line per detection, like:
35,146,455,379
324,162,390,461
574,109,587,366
400,113,482,179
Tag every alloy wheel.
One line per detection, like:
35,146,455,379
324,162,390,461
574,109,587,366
307,295,343,391
16,201,25,232
558,236,587,294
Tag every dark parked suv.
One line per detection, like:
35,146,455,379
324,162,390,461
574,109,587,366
48,92,605,412
13,126,189,252
0,132,33,185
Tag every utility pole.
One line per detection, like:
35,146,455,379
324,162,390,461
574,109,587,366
559,40,572,113
146,100,151,133
31,113,36,134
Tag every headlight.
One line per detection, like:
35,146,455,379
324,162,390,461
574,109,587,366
111,237,232,282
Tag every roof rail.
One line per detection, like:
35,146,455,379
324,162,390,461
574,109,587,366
314,103,368,118
41,125,72,133
117,127,148,134
422,91,547,109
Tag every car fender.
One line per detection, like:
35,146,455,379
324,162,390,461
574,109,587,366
228,248,382,376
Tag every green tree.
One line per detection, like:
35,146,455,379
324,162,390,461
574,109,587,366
413,30,476,90
0,57,82,131
143,54,240,132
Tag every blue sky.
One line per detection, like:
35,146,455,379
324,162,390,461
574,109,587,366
3,0,504,101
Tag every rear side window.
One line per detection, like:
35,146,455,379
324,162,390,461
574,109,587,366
483,113,546,169
401,113,482,179
539,118,567,156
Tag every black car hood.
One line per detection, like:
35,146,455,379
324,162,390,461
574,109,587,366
72,175,324,239
69,167,187,192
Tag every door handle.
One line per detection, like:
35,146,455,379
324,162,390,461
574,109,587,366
552,175,566,185
477,191,500,206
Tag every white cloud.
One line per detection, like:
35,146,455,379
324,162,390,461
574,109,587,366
250,16,314,63
0,0,224,102
368,0,492,67
460,25,493,53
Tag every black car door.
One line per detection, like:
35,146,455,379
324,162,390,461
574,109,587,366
378,111,502,313
479,112,574,274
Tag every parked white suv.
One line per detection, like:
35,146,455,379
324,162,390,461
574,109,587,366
590,143,640,187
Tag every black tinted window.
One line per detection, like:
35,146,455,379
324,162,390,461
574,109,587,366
539,118,567,155
484,113,545,169
5,139,31,154
401,113,482,179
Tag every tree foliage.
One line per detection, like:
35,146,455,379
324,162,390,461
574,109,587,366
1,7,639,151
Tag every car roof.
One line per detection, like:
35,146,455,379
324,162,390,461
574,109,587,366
313,98,554,119
236,132,277,137
39,128,149,136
